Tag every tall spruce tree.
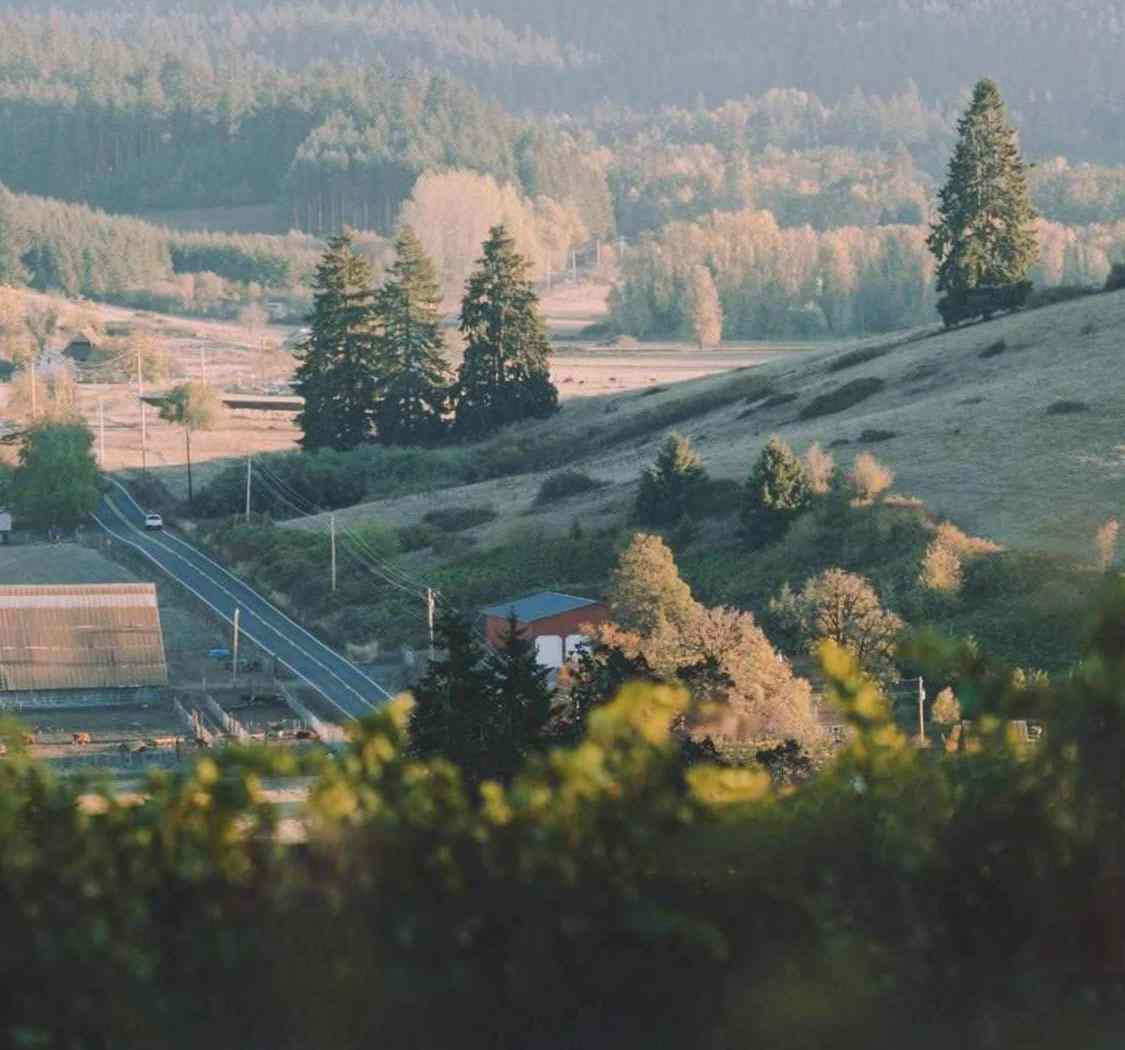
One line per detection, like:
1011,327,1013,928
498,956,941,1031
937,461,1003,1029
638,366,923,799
371,227,450,446
294,232,380,451
741,435,811,544
488,613,554,781
928,79,1038,324
454,225,558,438
409,605,496,779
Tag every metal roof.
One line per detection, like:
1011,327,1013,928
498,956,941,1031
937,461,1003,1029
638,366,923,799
0,583,168,692
480,592,601,624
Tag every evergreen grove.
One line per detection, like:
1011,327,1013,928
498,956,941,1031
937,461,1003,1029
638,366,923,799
296,225,558,451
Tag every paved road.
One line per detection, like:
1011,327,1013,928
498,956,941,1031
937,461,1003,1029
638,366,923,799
93,480,389,721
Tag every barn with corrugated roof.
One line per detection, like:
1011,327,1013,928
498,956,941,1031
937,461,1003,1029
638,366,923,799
481,591,608,670
0,583,168,710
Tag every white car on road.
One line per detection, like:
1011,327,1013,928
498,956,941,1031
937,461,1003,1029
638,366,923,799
143,513,163,531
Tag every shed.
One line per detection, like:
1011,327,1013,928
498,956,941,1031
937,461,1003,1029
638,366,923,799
63,335,96,363
481,592,608,670
0,583,168,710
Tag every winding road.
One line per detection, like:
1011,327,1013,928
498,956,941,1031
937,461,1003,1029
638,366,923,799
93,479,389,721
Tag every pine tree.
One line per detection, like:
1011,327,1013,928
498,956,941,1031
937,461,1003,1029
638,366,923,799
741,435,811,544
371,226,450,446
488,613,554,781
294,232,380,451
635,431,708,526
927,79,1038,325
454,225,558,438
408,604,495,780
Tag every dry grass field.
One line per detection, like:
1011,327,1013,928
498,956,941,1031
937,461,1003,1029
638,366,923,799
284,290,1125,557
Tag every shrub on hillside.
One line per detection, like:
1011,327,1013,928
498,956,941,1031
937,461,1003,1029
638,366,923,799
1046,399,1090,415
849,452,895,504
1095,519,1119,572
1106,262,1125,292
634,432,708,526
423,505,498,533
919,538,964,594
797,377,885,421
535,471,605,506
826,343,894,373
932,687,961,725
741,436,811,545
802,442,835,496
1024,285,1097,310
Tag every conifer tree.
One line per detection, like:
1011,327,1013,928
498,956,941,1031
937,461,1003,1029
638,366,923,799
741,435,811,544
928,79,1038,325
454,225,558,438
371,226,450,446
294,232,380,451
488,613,554,781
408,604,495,779
635,431,708,526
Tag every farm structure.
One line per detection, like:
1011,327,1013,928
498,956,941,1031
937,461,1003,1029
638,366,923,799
481,592,608,670
0,583,168,710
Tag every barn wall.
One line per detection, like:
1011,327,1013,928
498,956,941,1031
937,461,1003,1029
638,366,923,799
483,604,609,649
0,687,161,712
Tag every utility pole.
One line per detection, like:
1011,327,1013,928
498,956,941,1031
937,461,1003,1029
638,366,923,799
140,401,148,474
232,607,240,686
98,398,106,466
199,345,207,385
330,515,337,593
136,343,144,400
245,456,252,522
571,247,577,283
29,356,36,420
426,587,436,661
595,237,601,269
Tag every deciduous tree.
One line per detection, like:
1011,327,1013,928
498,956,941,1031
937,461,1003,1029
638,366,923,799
158,382,222,504
11,421,99,529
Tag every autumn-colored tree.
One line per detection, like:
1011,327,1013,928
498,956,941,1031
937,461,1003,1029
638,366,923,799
609,532,700,640
771,568,904,681
158,382,223,503
686,264,722,348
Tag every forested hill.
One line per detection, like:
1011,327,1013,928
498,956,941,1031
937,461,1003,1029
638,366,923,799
436,0,1124,154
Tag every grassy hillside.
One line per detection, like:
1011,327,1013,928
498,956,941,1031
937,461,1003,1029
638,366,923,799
285,290,1125,557
182,289,1125,670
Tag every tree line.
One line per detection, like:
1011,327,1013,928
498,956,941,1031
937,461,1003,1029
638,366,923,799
295,224,558,451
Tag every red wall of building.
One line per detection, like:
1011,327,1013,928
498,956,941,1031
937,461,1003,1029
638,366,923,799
483,603,609,649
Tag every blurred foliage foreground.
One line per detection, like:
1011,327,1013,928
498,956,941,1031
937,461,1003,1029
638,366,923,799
9,589,1125,1049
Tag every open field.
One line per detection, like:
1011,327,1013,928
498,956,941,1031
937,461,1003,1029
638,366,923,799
0,284,821,500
